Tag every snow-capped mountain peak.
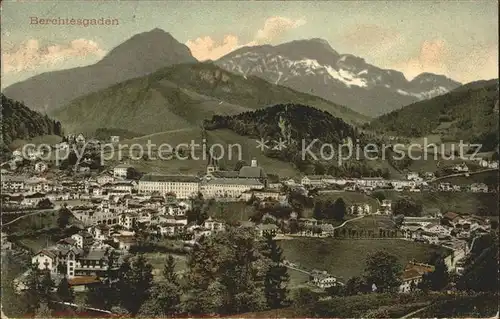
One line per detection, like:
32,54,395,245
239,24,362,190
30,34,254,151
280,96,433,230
216,39,461,116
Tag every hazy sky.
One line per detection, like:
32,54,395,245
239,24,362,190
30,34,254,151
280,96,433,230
1,0,498,88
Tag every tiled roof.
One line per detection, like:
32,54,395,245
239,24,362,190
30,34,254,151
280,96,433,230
68,276,101,286
140,174,199,183
204,178,263,186
239,166,267,178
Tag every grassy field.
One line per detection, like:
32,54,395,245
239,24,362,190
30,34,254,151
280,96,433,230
103,128,299,177
432,170,498,186
378,190,498,215
10,134,63,150
278,238,451,282
143,252,188,281
15,233,57,252
207,201,257,223
3,209,60,233
343,215,395,230
317,191,380,207
287,268,310,288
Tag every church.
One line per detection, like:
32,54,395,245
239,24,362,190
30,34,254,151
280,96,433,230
200,158,268,199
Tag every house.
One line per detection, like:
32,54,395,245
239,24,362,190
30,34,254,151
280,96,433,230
470,183,488,193
97,174,115,185
67,276,101,292
399,262,434,293
349,203,372,215
21,193,46,207
420,231,439,244
438,183,453,192
34,161,48,173
203,217,225,232
71,231,94,249
32,250,57,272
311,272,339,289
423,223,451,236
113,164,134,179
452,162,469,173
119,213,137,230
1,232,13,251
319,223,335,237
240,189,286,202
298,218,318,227
76,133,86,144
301,175,327,186
256,224,279,237
1,175,26,192
87,224,110,241
442,212,462,226
406,172,420,181
114,236,136,251
380,199,392,214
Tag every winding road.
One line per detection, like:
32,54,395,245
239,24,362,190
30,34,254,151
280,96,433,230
1,206,60,227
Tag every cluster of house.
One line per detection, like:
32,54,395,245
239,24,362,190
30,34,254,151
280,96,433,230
348,199,392,215
437,182,490,193
473,158,499,170
299,175,424,192
400,212,491,245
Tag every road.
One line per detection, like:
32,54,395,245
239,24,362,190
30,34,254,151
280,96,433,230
332,215,365,230
2,205,60,227
431,168,497,182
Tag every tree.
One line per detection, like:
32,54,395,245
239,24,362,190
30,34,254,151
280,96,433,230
372,191,386,202
234,160,247,171
363,251,402,293
393,197,422,217
138,254,182,316
262,233,289,309
393,214,405,228
57,207,72,229
85,251,120,310
292,288,319,308
345,276,368,296
163,255,178,283
419,258,449,291
118,254,154,315
331,197,347,221
56,276,75,303
34,302,53,318
457,234,499,292
183,228,266,315
37,198,54,209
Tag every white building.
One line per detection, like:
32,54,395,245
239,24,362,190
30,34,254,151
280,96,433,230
113,164,134,178
201,178,264,199
34,161,48,173
138,174,200,199
399,262,434,293
203,217,225,232
32,250,57,272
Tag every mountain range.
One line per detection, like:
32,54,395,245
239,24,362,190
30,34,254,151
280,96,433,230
216,39,462,116
1,94,63,159
3,28,462,118
50,62,366,135
369,79,499,151
2,29,196,113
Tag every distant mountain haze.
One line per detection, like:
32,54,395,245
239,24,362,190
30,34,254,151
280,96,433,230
216,38,462,116
2,29,197,113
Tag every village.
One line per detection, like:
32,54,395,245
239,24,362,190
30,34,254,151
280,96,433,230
1,133,498,304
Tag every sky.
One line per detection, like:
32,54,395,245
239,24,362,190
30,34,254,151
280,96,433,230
1,0,498,88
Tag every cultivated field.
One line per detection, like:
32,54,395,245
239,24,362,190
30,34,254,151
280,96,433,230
278,238,451,282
